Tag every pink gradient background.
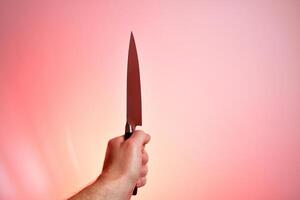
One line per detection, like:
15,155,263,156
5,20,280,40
1,0,300,199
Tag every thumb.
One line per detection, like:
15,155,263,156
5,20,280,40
130,130,151,147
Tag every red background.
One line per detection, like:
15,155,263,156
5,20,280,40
1,1,300,199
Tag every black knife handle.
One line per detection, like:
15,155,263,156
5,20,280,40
124,131,133,140
124,125,138,195
132,186,138,195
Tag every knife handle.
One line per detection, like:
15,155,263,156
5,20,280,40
124,131,133,140
124,124,138,196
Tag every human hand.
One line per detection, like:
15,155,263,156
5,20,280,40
98,130,150,199
69,130,150,200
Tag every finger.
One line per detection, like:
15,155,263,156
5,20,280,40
140,165,148,177
130,130,151,146
142,150,149,165
108,135,125,147
136,177,147,188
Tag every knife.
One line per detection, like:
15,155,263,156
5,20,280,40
124,32,142,195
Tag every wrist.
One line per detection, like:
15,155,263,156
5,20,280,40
96,173,135,199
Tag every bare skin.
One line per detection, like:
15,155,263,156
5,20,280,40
69,130,150,200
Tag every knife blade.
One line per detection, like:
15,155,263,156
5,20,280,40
124,32,142,195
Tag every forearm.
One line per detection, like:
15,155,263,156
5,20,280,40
69,175,132,200
69,180,106,200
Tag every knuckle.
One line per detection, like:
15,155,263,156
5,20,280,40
137,177,147,187
146,133,151,141
127,139,137,147
140,165,148,177
108,138,116,147
142,152,149,164
142,177,147,186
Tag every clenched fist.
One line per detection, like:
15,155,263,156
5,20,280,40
69,130,150,200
